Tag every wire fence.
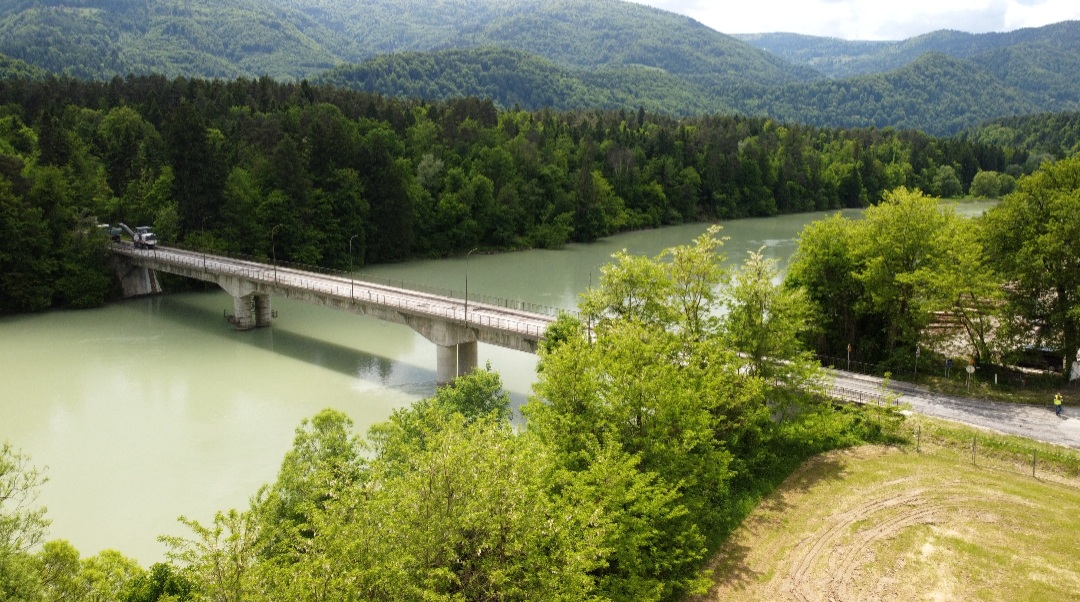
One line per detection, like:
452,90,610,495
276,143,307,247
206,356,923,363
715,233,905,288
815,353,1070,392
905,421,1080,490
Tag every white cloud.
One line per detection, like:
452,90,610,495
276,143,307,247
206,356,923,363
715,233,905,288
630,0,1080,39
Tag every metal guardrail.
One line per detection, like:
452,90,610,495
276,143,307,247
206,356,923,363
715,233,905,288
112,244,553,339
820,382,893,406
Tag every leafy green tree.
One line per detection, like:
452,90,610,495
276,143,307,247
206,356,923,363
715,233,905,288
723,250,822,422
786,213,866,358
983,154,1080,367
1,442,49,554
933,165,964,198
38,541,145,602
160,510,258,602
855,188,980,358
120,563,195,602
1,442,49,602
970,169,1002,198
252,409,365,561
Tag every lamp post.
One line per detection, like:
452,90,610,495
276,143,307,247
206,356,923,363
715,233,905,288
349,234,358,300
465,248,478,325
270,223,283,284
201,216,210,271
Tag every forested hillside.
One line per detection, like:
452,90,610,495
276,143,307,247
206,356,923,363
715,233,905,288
747,53,1040,134
3,1,1078,134
961,112,1080,159
0,51,47,79
737,21,1080,79
0,75,1017,314
332,45,1054,134
0,0,812,85
319,47,727,116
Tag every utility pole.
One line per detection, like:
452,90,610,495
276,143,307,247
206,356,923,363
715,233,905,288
349,234,358,300
465,248,478,325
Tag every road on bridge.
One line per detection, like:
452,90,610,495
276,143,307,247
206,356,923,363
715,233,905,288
114,244,556,342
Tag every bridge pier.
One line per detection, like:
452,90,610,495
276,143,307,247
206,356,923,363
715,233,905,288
436,341,479,386
254,294,273,327
232,294,255,331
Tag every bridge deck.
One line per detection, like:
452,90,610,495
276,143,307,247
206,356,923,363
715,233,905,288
112,244,556,344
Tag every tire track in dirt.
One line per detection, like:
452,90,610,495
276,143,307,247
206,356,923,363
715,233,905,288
785,487,1017,602
828,504,944,600
784,488,924,602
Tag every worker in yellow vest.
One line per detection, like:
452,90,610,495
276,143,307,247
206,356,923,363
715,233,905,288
1055,393,1063,416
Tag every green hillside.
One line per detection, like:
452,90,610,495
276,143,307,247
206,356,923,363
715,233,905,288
329,47,1043,135
1,1,1078,135
0,51,47,79
737,21,1080,79
0,0,814,86
319,46,728,115
961,112,1080,158
743,53,1040,134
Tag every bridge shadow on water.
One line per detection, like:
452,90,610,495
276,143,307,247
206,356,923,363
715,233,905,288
154,295,439,397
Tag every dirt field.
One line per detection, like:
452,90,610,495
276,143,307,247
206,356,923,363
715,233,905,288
694,446,1080,601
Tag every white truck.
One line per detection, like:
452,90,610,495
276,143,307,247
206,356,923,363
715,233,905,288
118,223,158,249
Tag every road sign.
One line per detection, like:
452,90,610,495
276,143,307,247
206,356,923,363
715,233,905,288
966,365,975,374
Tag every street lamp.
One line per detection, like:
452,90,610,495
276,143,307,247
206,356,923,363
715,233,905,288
465,247,478,325
270,223,283,284
349,234,359,300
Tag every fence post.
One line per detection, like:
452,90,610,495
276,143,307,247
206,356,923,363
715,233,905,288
916,425,921,452
1032,450,1036,478
972,437,976,466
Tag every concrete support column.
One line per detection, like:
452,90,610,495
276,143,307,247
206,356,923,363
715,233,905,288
254,294,273,328
437,344,458,386
232,294,255,331
457,341,478,377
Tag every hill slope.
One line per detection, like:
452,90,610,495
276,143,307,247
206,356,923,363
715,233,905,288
742,53,1040,134
0,0,816,86
318,46,728,115
737,21,1080,79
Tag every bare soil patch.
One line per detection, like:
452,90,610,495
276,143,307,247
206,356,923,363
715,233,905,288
693,446,1080,601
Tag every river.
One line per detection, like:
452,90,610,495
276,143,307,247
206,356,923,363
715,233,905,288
0,202,996,564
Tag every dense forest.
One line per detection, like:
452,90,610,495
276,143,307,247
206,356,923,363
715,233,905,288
0,74,1026,315
961,111,1080,158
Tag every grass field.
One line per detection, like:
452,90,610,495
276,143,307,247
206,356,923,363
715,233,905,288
693,441,1080,601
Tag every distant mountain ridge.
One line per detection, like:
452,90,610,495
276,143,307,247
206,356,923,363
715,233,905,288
1,1,1078,134
735,21,1080,79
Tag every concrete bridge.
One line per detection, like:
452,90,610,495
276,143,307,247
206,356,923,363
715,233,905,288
110,244,557,385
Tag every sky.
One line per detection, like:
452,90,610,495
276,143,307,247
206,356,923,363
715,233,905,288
629,0,1080,40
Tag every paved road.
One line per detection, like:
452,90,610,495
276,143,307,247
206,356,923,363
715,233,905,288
828,369,1080,450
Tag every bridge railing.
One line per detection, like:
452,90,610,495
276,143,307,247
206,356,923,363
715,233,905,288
140,243,573,318
116,243,559,338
